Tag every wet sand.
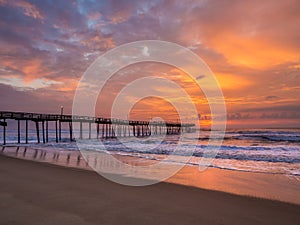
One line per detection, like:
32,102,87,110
0,155,299,225
167,165,300,205
2,146,300,204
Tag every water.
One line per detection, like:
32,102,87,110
1,128,299,177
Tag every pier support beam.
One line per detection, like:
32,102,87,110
55,120,58,143
17,120,20,143
46,121,48,142
25,120,28,144
79,121,83,139
102,124,105,138
111,124,116,137
69,122,73,141
42,121,45,143
108,124,111,138
35,121,40,143
2,119,6,145
89,122,91,139
59,120,61,141
137,125,140,137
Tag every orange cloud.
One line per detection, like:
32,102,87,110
208,33,299,69
0,0,44,20
129,97,180,122
214,72,253,90
1,57,45,82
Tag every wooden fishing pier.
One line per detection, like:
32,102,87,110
0,111,194,145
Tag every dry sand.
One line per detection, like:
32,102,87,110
0,155,299,225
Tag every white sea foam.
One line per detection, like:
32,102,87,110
1,128,299,176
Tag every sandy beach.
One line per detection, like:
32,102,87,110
0,154,299,225
2,145,300,204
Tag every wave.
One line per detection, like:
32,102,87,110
72,139,300,164
2,129,300,172
113,152,300,177
199,133,300,143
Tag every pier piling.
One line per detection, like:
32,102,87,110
35,121,40,143
25,120,28,144
69,122,73,141
3,119,6,145
42,121,45,143
55,120,58,143
46,121,48,142
17,120,20,143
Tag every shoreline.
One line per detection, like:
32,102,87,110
1,145,300,205
0,154,300,225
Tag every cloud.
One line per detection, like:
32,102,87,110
0,0,299,127
182,0,300,68
0,0,44,20
0,83,73,113
196,75,205,80
142,46,149,57
265,95,279,101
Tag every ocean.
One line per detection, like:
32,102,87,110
1,127,299,177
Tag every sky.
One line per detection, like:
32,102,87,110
0,0,299,128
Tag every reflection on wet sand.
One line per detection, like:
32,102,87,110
1,145,300,205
